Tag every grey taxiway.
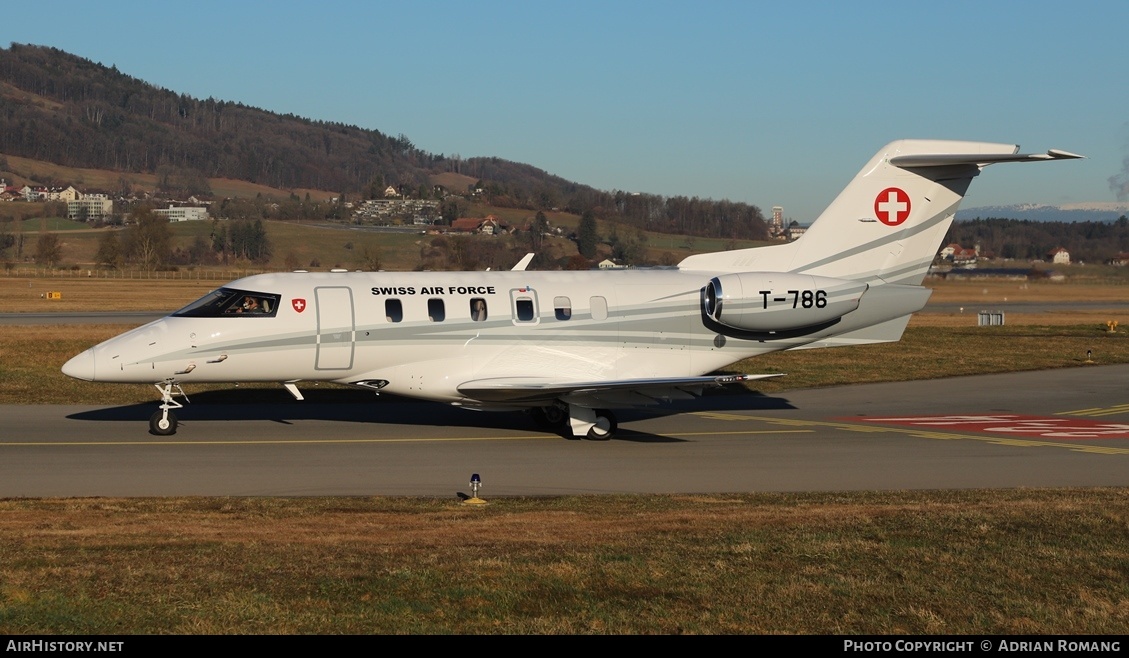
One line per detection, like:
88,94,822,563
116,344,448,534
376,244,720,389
3,364,1128,497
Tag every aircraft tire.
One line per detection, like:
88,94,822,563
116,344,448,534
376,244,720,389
530,405,567,428
150,410,178,436
586,410,617,441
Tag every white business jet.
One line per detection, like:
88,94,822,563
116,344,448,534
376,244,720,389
62,140,1081,438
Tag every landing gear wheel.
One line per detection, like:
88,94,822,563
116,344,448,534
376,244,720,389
150,409,178,436
530,405,568,428
150,381,187,436
586,409,617,441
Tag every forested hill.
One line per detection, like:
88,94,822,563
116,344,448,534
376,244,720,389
946,217,1129,263
0,43,441,193
0,44,769,240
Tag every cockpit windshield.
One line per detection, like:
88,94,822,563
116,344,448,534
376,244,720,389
173,287,281,318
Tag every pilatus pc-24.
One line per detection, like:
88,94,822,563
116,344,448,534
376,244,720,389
63,140,1081,439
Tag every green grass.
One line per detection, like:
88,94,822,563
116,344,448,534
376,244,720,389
0,491,1126,634
14,216,90,231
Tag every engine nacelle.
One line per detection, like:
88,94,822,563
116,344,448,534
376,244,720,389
702,272,868,333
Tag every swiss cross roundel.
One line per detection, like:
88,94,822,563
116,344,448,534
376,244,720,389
874,187,911,226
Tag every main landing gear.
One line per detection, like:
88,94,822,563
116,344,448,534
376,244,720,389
584,410,617,440
529,403,618,440
149,381,187,436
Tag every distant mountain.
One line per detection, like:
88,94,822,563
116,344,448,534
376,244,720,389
956,203,1129,223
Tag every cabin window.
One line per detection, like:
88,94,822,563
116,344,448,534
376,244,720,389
515,298,535,322
554,296,572,321
385,299,403,323
428,298,445,322
173,287,281,318
509,288,539,325
590,296,608,321
470,298,487,322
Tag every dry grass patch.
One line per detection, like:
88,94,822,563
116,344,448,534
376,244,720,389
0,325,153,404
0,277,221,313
912,310,1125,327
4,322,1129,405
0,491,1126,634
737,324,1129,394
925,280,1129,303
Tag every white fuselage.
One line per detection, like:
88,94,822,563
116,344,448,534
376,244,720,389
62,268,925,407
60,140,1082,438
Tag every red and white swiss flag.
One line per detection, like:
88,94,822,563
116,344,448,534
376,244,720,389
874,187,911,226
292,298,306,313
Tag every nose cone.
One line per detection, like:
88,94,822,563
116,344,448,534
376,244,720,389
62,349,96,381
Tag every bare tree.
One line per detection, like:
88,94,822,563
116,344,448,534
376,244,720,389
123,207,171,272
35,232,62,267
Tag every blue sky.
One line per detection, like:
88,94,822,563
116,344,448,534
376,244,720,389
7,0,1129,222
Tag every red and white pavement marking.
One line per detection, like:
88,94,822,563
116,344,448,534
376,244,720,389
838,414,1129,440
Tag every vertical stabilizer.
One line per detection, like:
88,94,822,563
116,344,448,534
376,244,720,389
678,140,1082,284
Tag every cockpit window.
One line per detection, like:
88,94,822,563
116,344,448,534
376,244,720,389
173,288,281,318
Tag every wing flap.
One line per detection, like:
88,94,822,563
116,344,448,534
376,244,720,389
457,373,783,405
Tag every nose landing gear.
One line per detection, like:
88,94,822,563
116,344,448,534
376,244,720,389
149,381,187,436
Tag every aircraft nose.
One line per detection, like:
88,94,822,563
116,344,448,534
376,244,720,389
62,349,96,381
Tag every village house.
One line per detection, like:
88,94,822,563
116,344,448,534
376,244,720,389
1047,247,1070,264
450,215,506,235
939,243,979,266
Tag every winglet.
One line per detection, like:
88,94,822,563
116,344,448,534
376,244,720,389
1047,149,1085,160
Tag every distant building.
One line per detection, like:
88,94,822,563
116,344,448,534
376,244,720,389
939,243,980,266
1047,247,1070,264
354,198,439,224
46,186,79,202
154,205,209,222
67,198,113,221
20,185,46,201
450,216,504,234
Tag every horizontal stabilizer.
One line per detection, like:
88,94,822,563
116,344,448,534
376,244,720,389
888,148,1084,168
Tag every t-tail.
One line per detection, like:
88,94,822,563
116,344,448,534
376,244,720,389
679,139,1083,284
681,140,1082,349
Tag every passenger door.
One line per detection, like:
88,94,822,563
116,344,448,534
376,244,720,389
315,287,355,370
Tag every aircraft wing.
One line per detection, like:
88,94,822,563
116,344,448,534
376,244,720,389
457,373,783,406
